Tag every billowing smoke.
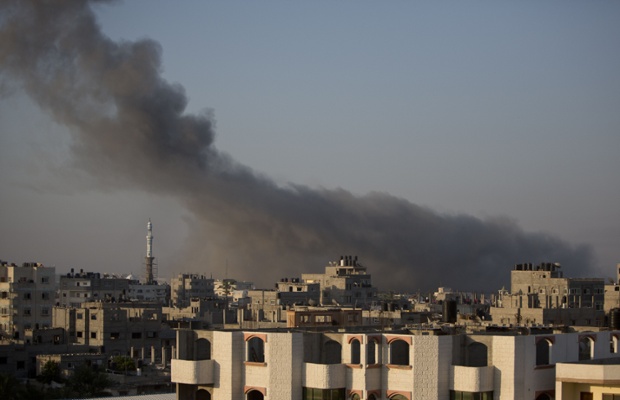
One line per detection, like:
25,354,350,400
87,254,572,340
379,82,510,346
0,0,595,291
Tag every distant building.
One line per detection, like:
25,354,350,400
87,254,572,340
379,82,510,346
490,263,605,326
275,278,321,307
58,269,129,307
213,279,253,298
604,263,620,315
0,261,56,340
127,278,170,305
170,273,215,308
301,255,377,307
286,306,362,328
53,301,168,360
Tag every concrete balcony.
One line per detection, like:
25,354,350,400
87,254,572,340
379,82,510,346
171,359,214,385
450,365,494,392
303,363,346,389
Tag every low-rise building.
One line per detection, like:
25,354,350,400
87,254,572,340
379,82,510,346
171,274,215,308
53,301,167,360
301,255,377,307
59,269,129,307
491,263,605,326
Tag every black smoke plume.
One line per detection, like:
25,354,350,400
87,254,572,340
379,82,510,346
0,0,595,291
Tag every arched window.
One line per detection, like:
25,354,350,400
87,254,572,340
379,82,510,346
323,340,342,364
247,390,264,400
350,394,360,400
535,393,551,400
389,339,409,366
368,395,377,400
467,342,488,367
579,337,594,361
367,340,376,365
196,338,211,360
536,339,552,365
196,389,211,400
247,337,265,363
390,395,408,400
350,339,360,364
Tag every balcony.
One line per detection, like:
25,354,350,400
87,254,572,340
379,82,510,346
450,365,494,392
171,359,214,385
303,363,346,389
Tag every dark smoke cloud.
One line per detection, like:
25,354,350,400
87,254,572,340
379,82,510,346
0,0,595,291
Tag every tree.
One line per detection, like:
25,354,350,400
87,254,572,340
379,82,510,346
38,360,62,384
0,373,22,400
111,356,135,373
64,364,112,398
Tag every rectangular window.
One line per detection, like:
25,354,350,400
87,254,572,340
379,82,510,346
77,313,83,319
91,314,97,320
132,332,142,339
91,332,97,339
77,331,83,338
110,332,120,340
41,276,50,284
17,361,25,369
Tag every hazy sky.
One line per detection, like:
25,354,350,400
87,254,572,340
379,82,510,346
0,0,618,291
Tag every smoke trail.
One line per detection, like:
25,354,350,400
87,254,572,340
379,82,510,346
0,0,595,291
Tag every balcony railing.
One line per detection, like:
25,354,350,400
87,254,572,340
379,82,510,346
302,363,346,389
450,365,494,393
171,359,214,385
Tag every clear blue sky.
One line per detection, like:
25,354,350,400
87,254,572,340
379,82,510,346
0,0,618,289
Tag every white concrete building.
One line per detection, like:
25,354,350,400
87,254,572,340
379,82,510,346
171,327,620,400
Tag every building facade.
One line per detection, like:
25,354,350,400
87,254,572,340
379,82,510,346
58,269,129,307
0,261,56,340
171,327,620,400
491,263,605,326
301,256,377,307
171,274,215,308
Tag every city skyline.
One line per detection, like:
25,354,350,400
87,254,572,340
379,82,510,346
0,1,618,292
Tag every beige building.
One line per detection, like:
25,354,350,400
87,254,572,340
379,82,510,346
555,358,620,400
0,261,56,340
53,301,167,360
301,256,377,307
285,307,362,328
491,263,605,326
171,273,215,308
171,327,620,400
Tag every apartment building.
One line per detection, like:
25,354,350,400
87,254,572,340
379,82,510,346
53,300,166,359
58,269,129,307
491,263,605,326
302,256,377,307
171,327,620,400
0,261,56,340
171,273,215,308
